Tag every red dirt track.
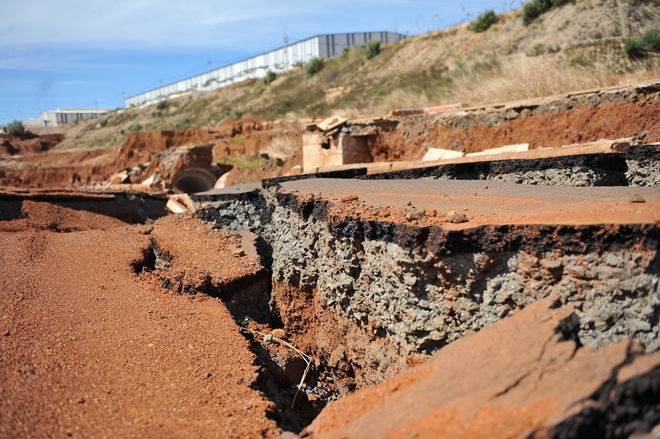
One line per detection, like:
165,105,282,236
0,213,279,438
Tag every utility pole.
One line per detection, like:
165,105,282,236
207,54,212,73
283,28,288,70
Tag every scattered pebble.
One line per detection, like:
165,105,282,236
340,194,359,203
543,260,563,270
484,185,489,189
632,319,652,332
406,201,412,206
425,209,437,217
405,210,425,222
201,372,212,379
446,214,469,223
630,194,646,203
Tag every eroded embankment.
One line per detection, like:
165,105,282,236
362,82,660,162
0,189,168,229
194,181,660,408
0,117,302,189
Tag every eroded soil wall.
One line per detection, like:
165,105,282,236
362,83,660,162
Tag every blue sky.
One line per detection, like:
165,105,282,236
0,0,522,125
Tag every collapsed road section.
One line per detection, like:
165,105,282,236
0,187,168,226
190,143,660,434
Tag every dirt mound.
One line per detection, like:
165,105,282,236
367,83,660,162
213,116,271,137
0,200,128,232
116,129,220,167
302,297,660,439
0,214,280,438
0,133,64,156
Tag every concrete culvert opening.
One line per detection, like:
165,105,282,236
171,170,217,194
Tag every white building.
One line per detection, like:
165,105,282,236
125,31,405,107
24,108,110,127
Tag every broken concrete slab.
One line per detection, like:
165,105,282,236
0,187,168,224
316,115,348,132
302,132,372,173
387,102,467,117
109,170,129,185
422,148,465,161
166,194,195,214
465,142,529,157
301,297,660,439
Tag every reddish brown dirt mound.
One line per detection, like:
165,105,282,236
116,129,220,166
0,133,64,156
302,297,660,439
0,200,128,232
0,214,280,438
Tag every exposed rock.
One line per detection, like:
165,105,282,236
405,210,425,221
631,194,647,204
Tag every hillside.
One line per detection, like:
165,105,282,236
34,0,660,152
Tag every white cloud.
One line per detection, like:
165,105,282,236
0,0,512,50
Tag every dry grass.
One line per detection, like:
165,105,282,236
335,54,660,119
335,89,434,119
371,89,433,114
447,54,660,105
260,135,300,159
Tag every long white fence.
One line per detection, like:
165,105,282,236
125,32,405,107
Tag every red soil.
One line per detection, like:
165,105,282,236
0,118,302,189
302,298,660,439
369,96,660,162
0,133,64,156
0,210,280,438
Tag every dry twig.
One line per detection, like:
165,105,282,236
242,328,312,409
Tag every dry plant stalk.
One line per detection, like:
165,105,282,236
242,328,312,409
449,55,660,106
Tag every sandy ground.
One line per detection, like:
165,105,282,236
0,213,280,438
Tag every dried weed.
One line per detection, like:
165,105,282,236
242,328,313,409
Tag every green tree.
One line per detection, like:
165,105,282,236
471,10,497,32
305,57,325,78
363,40,381,60
264,70,277,85
6,120,25,136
